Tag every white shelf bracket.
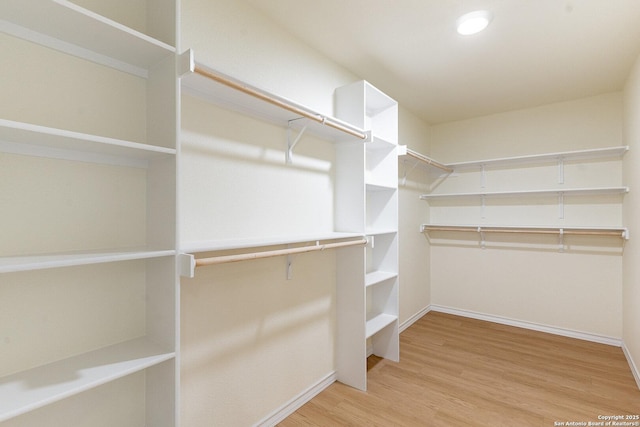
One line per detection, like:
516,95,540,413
559,228,565,252
481,195,486,219
558,158,565,184
179,253,196,278
478,227,486,249
558,192,565,219
401,159,419,186
286,119,308,164
481,164,486,188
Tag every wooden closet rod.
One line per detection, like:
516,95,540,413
422,225,627,238
193,66,368,141
195,238,368,267
406,149,453,173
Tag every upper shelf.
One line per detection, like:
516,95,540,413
399,146,629,173
179,50,368,143
448,146,629,169
0,119,176,168
0,0,175,77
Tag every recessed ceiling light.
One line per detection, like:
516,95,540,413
456,10,492,35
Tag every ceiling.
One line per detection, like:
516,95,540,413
246,0,640,124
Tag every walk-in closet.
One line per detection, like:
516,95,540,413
2,1,640,426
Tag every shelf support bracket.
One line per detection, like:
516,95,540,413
286,119,308,164
478,227,486,249
401,159,420,186
559,228,565,252
481,195,486,219
558,193,565,219
481,164,486,188
558,158,565,184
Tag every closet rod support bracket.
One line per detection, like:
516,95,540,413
179,49,195,77
179,253,196,278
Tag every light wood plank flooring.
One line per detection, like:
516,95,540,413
280,311,640,426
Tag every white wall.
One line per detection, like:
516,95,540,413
398,112,432,327
179,0,431,424
429,93,625,339
623,53,640,386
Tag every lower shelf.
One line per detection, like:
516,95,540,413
0,337,175,422
421,224,629,239
365,313,397,339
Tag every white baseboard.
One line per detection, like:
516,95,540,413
399,305,432,333
622,342,640,390
430,305,622,347
256,306,633,426
254,371,336,427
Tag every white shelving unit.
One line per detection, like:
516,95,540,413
178,54,390,393
406,146,630,246
178,50,369,254
335,80,399,391
1,1,179,425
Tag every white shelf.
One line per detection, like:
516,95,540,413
181,232,364,254
368,136,396,150
181,59,366,143
365,314,397,339
365,271,397,288
447,146,629,170
366,229,398,237
0,337,175,422
366,182,396,192
0,0,175,77
0,249,176,274
421,186,629,200
398,146,628,174
0,119,176,167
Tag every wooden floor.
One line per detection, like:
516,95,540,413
280,312,640,426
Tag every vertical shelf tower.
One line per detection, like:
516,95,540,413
335,81,399,391
0,1,179,425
